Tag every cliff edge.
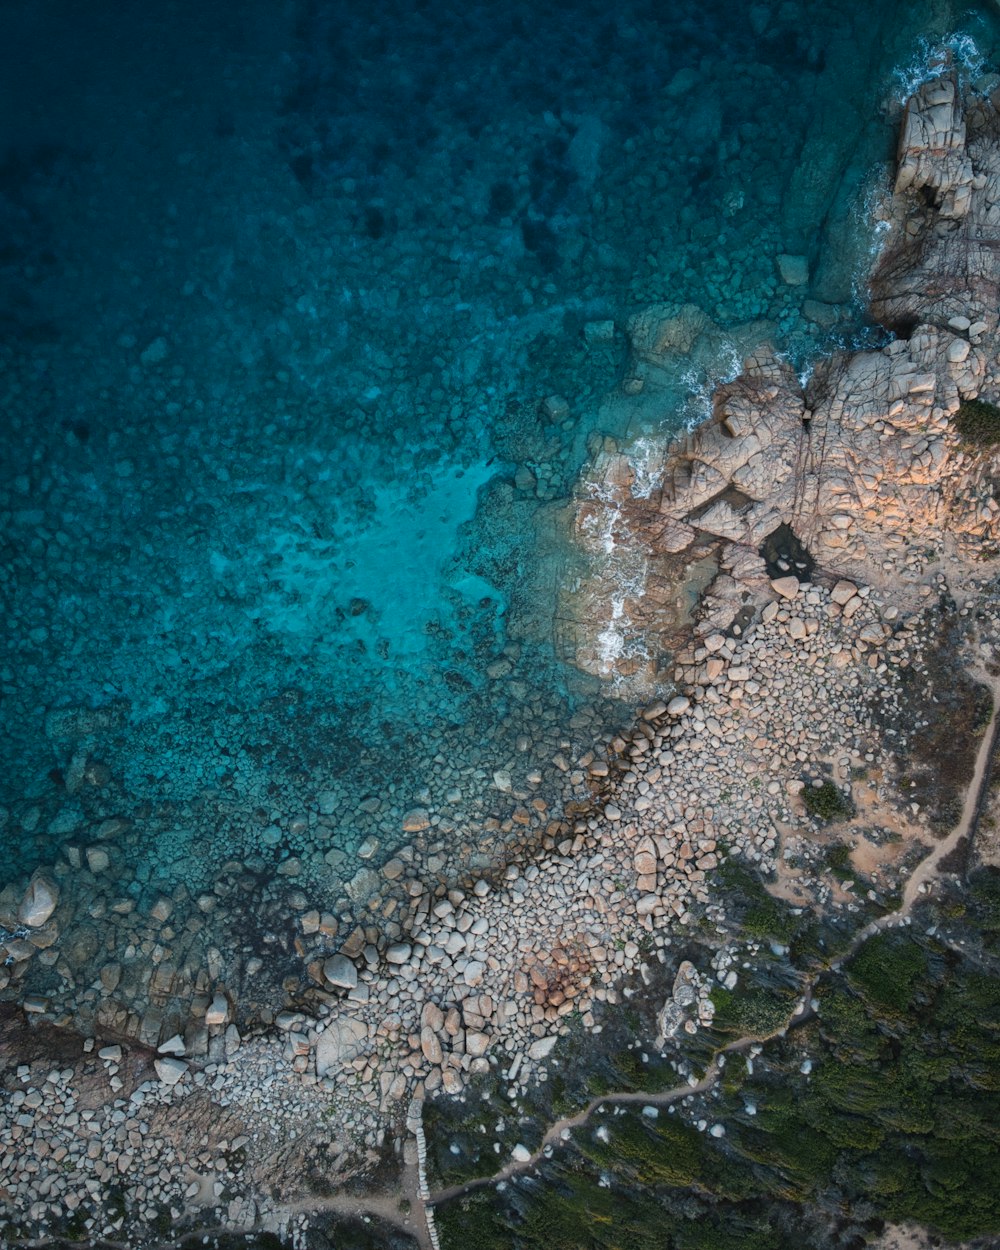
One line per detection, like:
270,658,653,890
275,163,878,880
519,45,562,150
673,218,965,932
564,71,1000,692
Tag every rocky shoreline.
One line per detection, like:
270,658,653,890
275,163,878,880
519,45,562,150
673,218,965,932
563,70,1000,695
4,70,1000,1250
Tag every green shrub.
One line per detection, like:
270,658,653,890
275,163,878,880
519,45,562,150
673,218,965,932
435,913,1000,1250
825,843,852,870
712,984,797,1038
803,780,855,822
743,894,798,942
954,398,1000,447
845,932,925,1012
717,858,799,941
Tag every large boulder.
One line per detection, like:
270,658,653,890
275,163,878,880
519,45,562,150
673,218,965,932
315,1016,368,1077
18,875,59,928
323,954,358,990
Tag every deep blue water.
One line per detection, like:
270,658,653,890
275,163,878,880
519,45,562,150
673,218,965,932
2,0,999,895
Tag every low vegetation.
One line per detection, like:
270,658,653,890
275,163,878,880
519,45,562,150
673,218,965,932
435,869,1000,1249
802,780,854,823
954,397,1000,447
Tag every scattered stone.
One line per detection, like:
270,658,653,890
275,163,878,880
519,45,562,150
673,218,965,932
324,955,359,990
770,575,799,600
947,337,971,363
465,1031,490,1058
154,1058,188,1086
86,847,110,874
463,961,486,988
420,1027,443,1065
634,837,658,876
527,1035,557,1061
17,876,58,928
149,896,173,923
315,1018,368,1076
205,994,229,1026
401,808,431,832
830,579,858,605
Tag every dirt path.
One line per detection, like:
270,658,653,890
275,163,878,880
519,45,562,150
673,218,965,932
832,667,1000,966
285,1173,434,1250
895,669,999,914
427,1015,814,1210
429,1067,720,1208
424,666,1000,1220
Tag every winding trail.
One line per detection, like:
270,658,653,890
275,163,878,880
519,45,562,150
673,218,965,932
95,663,992,1250
889,668,999,914
430,1032,757,1210
831,666,1000,968
423,665,1000,1221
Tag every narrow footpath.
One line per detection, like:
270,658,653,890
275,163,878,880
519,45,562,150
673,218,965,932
423,666,1000,1225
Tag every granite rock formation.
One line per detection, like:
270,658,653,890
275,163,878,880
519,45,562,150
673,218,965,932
563,72,1000,691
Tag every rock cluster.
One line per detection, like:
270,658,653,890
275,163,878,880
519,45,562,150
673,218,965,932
2,561,942,1243
563,72,1000,694
3,70,1000,1249
0,1025,339,1243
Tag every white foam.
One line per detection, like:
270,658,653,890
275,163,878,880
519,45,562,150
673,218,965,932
680,341,741,431
627,436,665,500
893,32,988,103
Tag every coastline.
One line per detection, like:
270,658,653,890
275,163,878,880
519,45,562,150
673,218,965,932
4,68,1000,1250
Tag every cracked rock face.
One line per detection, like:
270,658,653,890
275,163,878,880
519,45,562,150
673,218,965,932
315,1016,369,1077
562,72,1000,695
893,73,973,219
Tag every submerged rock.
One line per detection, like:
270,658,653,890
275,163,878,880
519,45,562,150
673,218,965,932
18,876,58,928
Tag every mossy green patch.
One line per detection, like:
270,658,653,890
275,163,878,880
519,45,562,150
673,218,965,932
955,397,1000,447
435,870,1000,1249
802,780,854,822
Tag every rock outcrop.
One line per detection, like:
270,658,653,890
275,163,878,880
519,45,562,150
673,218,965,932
562,72,1000,692
872,70,997,332
893,73,974,219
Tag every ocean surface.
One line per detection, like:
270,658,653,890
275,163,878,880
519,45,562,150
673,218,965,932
2,1,999,927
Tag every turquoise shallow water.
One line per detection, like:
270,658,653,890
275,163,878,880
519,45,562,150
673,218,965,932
1,0,999,898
